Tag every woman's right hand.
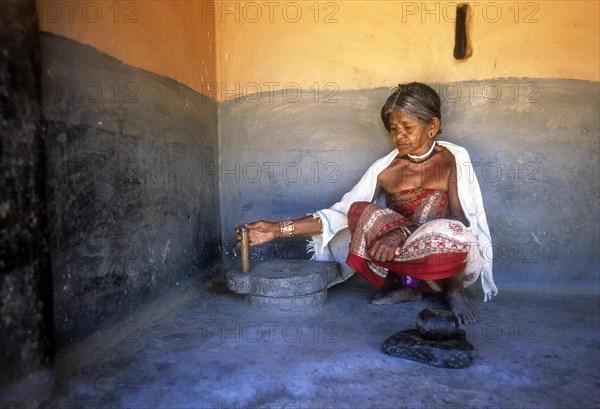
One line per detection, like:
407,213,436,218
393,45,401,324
236,221,278,247
368,229,407,262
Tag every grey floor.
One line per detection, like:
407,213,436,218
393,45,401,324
47,269,600,409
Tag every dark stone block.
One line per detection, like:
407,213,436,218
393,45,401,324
382,329,475,369
416,308,459,340
0,0,54,398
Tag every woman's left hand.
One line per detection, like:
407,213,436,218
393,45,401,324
368,230,407,262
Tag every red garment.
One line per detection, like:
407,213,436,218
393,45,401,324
346,188,469,291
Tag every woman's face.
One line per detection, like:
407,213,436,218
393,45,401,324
388,110,437,157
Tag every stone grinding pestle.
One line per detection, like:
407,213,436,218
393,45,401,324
240,226,250,273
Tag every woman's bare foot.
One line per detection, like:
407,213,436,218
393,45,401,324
441,273,478,324
372,275,402,301
446,289,478,324
372,287,423,305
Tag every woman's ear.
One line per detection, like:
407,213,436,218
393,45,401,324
430,117,441,137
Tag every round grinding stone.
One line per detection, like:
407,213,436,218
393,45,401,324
225,259,340,311
247,291,328,313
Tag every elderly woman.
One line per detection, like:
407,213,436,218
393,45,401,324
237,82,497,324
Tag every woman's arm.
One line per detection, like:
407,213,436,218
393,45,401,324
236,215,323,247
238,158,390,248
448,162,469,226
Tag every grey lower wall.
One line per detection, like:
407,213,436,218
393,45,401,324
219,79,600,292
41,34,220,349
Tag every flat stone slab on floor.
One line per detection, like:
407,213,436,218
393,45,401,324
225,259,340,312
382,329,475,369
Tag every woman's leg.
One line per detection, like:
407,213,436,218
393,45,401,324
346,202,414,290
346,205,477,318
371,273,423,304
371,269,478,323
440,271,478,324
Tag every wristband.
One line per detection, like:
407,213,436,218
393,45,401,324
279,220,295,237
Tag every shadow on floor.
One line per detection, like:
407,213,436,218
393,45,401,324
45,271,600,409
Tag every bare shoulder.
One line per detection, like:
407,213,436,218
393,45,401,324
379,155,402,173
377,156,401,181
433,145,457,171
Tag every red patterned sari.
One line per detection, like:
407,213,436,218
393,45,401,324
346,188,481,293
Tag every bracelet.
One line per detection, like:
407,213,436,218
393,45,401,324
279,220,295,237
399,226,412,240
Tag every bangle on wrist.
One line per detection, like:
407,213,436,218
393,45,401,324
399,226,412,240
279,220,295,237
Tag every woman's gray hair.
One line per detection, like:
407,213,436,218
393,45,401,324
381,82,442,133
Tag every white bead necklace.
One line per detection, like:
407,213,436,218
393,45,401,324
407,141,437,161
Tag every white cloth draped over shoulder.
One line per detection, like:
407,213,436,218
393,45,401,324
308,141,498,302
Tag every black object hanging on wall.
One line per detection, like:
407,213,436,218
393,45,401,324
454,3,473,60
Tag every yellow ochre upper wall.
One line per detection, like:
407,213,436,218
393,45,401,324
37,1,599,101
36,0,217,90
216,0,599,100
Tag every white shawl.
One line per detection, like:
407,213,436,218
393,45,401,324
308,141,498,302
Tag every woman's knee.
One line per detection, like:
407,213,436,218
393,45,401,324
349,201,371,213
348,201,372,233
